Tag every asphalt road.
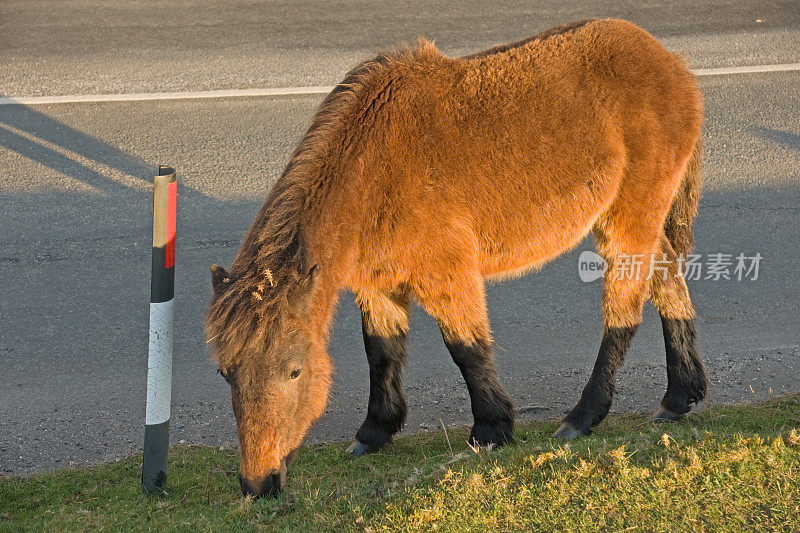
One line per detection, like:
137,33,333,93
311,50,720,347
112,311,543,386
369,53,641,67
1,1,798,475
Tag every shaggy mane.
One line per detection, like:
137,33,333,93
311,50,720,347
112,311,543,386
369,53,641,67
205,43,433,366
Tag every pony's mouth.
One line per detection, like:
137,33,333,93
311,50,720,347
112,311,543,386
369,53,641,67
238,447,301,498
239,458,288,498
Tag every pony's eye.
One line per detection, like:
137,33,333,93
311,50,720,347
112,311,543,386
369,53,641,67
289,368,301,379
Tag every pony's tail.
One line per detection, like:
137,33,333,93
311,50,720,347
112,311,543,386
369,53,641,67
664,140,702,257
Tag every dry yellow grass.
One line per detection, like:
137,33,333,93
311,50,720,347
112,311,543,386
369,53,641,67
2,394,799,532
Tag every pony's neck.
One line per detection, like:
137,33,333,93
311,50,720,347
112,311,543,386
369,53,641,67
301,188,360,341
233,174,356,344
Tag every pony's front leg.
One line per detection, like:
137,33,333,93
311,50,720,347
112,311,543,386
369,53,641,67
440,331,515,447
417,270,514,448
349,291,410,456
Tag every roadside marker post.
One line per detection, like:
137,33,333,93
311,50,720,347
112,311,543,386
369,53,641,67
142,166,177,494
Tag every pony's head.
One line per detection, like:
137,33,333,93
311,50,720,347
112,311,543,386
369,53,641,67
206,262,332,497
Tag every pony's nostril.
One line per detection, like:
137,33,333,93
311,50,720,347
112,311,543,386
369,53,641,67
269,472,284,495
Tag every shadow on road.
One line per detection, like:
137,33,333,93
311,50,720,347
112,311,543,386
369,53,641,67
0,97,216,206
0,124,139,196
754,127,800,151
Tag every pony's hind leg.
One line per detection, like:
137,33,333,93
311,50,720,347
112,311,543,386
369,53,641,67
416,269,515,448
349,290,411,456
649,235,708,420
553,221,653,440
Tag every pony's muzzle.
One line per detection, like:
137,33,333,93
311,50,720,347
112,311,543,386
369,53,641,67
239,461,287,498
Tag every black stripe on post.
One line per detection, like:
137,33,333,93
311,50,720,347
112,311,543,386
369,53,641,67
142,420,170,489
143,165,177,494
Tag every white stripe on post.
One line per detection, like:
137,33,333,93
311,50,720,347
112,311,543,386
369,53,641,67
146,300,174,426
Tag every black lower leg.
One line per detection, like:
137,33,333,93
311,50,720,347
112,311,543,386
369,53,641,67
441,332,514,447
354,313,408,452
660,316,708,415
558,325,638,437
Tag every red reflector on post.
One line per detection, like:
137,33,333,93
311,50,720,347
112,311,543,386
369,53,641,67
165,181,176,269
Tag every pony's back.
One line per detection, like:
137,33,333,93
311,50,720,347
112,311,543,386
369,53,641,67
337,18,701,285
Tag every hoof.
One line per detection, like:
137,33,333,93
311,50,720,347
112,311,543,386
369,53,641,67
469,420,514,448
652,407,684,422
551,422,588,440
346,439,388,457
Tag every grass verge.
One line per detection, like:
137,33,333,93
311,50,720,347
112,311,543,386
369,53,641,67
2,395,800,532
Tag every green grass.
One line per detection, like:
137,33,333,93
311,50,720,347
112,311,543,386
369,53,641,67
3,395,800,532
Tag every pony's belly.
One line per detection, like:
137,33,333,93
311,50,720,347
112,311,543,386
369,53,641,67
479,236,589,280
478,202,602,280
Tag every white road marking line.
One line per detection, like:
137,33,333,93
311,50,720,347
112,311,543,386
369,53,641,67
693,62,800,76
0,86,336,106
0,62,798,106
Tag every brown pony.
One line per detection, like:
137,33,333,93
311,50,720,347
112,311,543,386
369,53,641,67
206,18,707,497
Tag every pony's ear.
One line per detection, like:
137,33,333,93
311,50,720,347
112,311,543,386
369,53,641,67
210,264,231,295
287,264,319,316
